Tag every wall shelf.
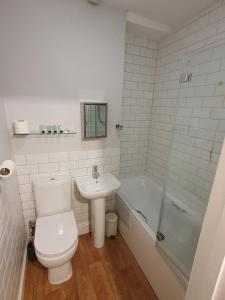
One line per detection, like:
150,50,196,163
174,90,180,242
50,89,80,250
13,131,77,136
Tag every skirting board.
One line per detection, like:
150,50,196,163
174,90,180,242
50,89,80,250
78,222,90,235
18,244,27,300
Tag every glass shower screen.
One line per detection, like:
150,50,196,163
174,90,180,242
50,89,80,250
157,42,225,280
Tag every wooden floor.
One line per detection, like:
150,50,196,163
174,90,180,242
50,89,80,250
24,233,158,300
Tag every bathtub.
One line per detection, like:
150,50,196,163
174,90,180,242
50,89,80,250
117,175,162,239
116,175,187,300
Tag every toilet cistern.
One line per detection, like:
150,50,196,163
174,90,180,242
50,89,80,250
92,165,100,179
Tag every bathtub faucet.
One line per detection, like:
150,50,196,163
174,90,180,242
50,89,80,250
92,165,100,179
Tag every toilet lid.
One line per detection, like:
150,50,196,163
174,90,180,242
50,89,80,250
34,211,78,258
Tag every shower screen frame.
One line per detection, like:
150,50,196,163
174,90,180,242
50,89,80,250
155,39,225,285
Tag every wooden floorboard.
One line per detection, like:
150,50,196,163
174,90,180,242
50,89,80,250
24,233,158,300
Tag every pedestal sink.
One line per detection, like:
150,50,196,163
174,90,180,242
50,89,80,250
75,173,120,248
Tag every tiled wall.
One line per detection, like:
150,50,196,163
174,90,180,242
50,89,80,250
120,34,157,177
147,0,225,211
14,148,120,236
166,44,225,212
0,174,26,299
0,99,26,300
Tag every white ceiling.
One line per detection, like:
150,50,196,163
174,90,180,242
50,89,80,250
103,0,217,38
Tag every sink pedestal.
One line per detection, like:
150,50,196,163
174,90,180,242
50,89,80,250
91,197,105,248
75,173,120,248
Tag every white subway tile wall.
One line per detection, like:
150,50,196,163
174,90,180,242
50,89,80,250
15,148,120,236
0,174,26,300
120,34,158,177
164,44,225,212
147,0,225,212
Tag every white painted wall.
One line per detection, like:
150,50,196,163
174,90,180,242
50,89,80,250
0,101,11,160
0,0,126,98
0,99,26,300
1,0,126,153
5,97,120,154
0,0,126,235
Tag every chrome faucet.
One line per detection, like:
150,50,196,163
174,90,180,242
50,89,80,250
92,165,100,179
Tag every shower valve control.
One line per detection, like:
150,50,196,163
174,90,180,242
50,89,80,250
115,124,123,130
179,73,192,83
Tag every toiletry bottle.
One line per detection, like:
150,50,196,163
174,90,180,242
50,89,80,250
52,125,58,134
47,125,52,134
58,125,64,134
40,125,46,134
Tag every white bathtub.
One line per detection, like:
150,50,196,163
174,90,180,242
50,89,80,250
117,175,162,239
117,175,203,278
116,175,187,300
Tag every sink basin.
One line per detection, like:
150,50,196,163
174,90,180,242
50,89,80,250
75,173,120,200
75,173,120,248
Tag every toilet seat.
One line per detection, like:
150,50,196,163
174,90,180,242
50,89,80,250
36,239,78,269
34,211,78,258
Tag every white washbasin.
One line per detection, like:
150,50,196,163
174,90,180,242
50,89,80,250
75,173,120,200
75,173,120,248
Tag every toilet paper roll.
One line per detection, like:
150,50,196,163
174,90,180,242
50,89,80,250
13,120,30,134
0,160,16,179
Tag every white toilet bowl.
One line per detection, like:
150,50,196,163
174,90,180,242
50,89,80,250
34,211,78,284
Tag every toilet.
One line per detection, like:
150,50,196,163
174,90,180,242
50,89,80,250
32,175,78,284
